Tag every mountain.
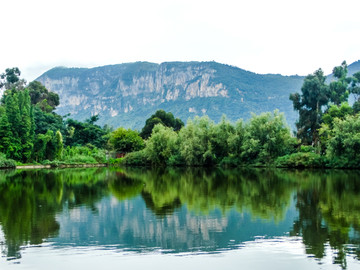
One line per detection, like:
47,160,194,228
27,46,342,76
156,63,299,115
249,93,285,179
36,61,308,130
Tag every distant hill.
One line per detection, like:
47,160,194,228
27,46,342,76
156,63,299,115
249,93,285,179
35,61,360,130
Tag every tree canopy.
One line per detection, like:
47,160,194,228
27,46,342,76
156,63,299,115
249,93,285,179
290,69,329,145
140,109,184,139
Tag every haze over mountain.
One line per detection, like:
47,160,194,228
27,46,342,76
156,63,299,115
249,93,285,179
36,61,360,130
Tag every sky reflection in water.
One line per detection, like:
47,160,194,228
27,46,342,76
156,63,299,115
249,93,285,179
0,167,359,269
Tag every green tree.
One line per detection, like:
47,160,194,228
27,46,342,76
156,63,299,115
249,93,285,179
0,67,26,91
27,81,59,112
33,131,54,162
140,110,184,139
228,120,245,159
18,90,34,161
2,90,35,161
325,114,360,167
178,116,215,166
328,61,350,106
349,71,360,113
290,69,329,145
109,127,144,153
241,110,294,164
209,116,235,162
54,130,64,160
145,124,179,166
0,109,16,157
65,116,108,148
319,102,353,154
33,106,64,135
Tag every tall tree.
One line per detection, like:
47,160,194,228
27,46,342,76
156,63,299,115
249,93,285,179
349,71,360,113
27,81,59,112
140,110,184,139
0,67,26,91
328,61,350,106
0,111,15,157
54,130,64,160
290,69,329,145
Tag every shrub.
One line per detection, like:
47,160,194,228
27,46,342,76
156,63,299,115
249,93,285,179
64,155,98,164
62,146,107,164
275,152,327,168
124,150,149,166
42,159,63,167
0,152,16,168
108,158,125,166
219,156,241,167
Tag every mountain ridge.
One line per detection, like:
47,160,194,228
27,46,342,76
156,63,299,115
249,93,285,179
36,60,360,130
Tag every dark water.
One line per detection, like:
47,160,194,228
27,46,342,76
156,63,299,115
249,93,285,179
0,167,360,269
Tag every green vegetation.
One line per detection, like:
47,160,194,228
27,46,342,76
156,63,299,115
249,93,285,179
288,61,360,168
125,111,295,167
109,127,144,153
0,68,110,168
140,109,184,139
3,61,360,169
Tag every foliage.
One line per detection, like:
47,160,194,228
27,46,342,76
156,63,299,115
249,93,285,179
178,116,215,166
275,152,327,168
33,130,55,162
54,130,64,160
0,152,16,168
322,102,353,128
33,106,64,135
109,127,144,153
140,109,184,139
126,111,295,167
0,67,26,91
0,89,35,162
227,120,245,159
349,71,360,112
328,61,350,106
290,69,329,145
62,146,107,164
123,150,149,166
65,116,109,148
27,81,59,112
325,114,360,167
319,103,353,154
241,110,295,164
108,158,125,166
144,124,179,166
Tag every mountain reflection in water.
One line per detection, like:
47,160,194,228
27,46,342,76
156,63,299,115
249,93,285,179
0,167,359,269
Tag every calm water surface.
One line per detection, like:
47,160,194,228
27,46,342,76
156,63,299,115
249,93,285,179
0,167,359,269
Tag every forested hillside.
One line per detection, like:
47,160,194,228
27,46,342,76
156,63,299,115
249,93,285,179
36,61,305,129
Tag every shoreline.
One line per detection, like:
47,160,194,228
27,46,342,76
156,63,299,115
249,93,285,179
15,163,108,169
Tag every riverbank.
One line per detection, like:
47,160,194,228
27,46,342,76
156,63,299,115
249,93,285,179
1,163,109,170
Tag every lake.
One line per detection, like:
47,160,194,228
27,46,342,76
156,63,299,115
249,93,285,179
0,167,359,269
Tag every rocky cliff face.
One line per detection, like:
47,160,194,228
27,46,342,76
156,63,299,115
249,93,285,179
36,61,305,129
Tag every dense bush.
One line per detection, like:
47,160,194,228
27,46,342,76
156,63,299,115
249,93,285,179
123,150,149,166
0,153,16,168
108,158,125,166
109,127,144,153
275,152,327,168
124,111,295,167
62,146,107,164
241,110,295,165
325,114,360,167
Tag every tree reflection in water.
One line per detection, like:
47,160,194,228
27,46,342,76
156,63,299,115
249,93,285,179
0,167,359,269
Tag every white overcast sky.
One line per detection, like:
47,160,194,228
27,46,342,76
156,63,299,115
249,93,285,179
1,0,360,81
